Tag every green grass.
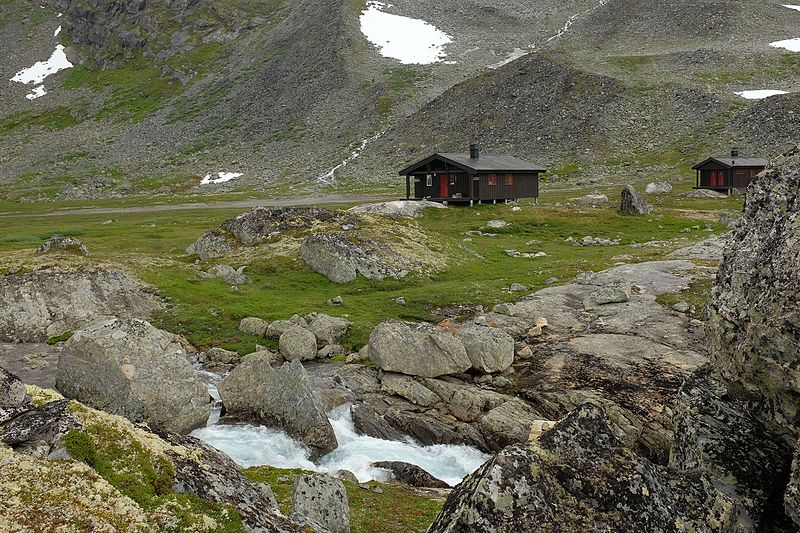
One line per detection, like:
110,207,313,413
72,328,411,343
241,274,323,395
0,106,82,137
0,188,736,355
243,465,442,533
655,276,714,315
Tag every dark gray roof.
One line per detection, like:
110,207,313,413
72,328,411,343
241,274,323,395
399,152,546,175
692,156,769,169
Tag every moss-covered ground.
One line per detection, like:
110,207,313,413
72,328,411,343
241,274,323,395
0,184,739,355
243,465,443,533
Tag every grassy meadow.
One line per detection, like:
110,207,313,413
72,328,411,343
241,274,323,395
0,181,740,355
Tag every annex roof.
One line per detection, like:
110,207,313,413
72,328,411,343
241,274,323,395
399,152,546,175
692,156,769,170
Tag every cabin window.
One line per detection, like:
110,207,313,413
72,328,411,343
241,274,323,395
505,174,514,186
488,174,497,186
449,175,456,185
736,169,745,175
426,175,432,187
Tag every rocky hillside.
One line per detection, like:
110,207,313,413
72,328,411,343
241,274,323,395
2,0,799,199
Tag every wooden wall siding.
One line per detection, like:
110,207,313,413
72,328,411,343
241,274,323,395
478,173,539,199
699,168,760,188
414,172,470,198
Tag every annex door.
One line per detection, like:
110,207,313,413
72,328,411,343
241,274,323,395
440,173,449,198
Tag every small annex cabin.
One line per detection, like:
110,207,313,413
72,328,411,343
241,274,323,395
399,144,546,205
692,149,768,194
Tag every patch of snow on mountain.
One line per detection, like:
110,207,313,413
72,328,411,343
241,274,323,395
360,1,451,64
10,44,73,85
488,48,530,69
201,172,242,185
782,5,800,11
54,25,61,36
26,86,47,100
770,37,800,52
735,90,789,99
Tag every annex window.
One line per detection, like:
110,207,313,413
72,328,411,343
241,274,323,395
426,174,432,187
505,174,514,186
488,174,497,186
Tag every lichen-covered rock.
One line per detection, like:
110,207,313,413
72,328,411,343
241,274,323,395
0,268,162,342
266,319,298,338
218,355,337,460
455,325,515,374
162,432,298,531
185,229,237,260
306,313,351,347
583,278,632,308
291,473,350,533
200,264,249,285
670,365,794,529
0,367,31,413
239,316,269,337
1,399,82,458
620,184,654,215
56,318,210,434
279,325,318,361
348,200,446,218
477,398,539,452
35,236,90,256
380,373,440,407
646,182,673,194
368,320,470,378
706,147,800,440
786,454,800,526
372,461,450,488
299,232,408,283
429,402,739,532
202,347,241,365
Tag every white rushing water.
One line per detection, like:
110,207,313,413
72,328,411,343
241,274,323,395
359,1,452,64
318,130,384,184
192,404,489,486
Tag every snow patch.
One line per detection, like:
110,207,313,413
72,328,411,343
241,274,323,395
360,1,452,64
192,404,489,485
200,172,242,185
26,85,47,100
57,12,62,17
54,25,61,37
770,37,800,52
735,89,789,99
783,5,800,11
10,44,73,85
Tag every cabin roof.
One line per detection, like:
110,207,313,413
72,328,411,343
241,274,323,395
692,156,769,170
399,152,546,175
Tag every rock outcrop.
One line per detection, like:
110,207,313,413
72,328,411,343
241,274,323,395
429,402,739,532
372,461,450,488
291,473,350,533
619,184,653,215
35,236,90,257
0,268,162,342
218,354,337,460
199,264,249,285
368,321,471,378
56,318,210,434
348,200,446,218
455,325,514,374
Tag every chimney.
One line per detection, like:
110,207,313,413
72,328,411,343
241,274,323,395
469,143,480,159
731,148,740,158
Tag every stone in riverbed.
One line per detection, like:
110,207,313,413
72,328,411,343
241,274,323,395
306,313,351,347
56,318,210,434
368,320,470,378
279,325,318,361
218,355,337,460
455,324,515,374
372,461,450,488
239,316,269,337
380,372,439,407
291,473,350,533
202,347,241,365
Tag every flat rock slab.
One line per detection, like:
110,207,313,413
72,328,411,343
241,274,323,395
0,343,61,389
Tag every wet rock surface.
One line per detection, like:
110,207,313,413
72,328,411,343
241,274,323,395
0,268,162,342
218,355,337,460
56,318,210,434
372,461,450,488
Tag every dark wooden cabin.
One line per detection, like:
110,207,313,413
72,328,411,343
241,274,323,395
692,150,768,194
399,145,546,205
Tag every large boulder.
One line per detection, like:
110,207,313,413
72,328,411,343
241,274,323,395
0,268,162,343
645,182,673,194
35,236,90,256
671,366,794,529
455,324,515,374
200,264,249,285
299,233,407,283
619,184,653,215
368,321,471,378
428,402,739,532
1,367,32,413
279,326,318,361
706,146,800,440
239,316,269,337
291,473,350,533
217,355,337,460
306,313,351,347
55,319,210,434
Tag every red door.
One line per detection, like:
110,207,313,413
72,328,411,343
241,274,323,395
440,173,449,198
